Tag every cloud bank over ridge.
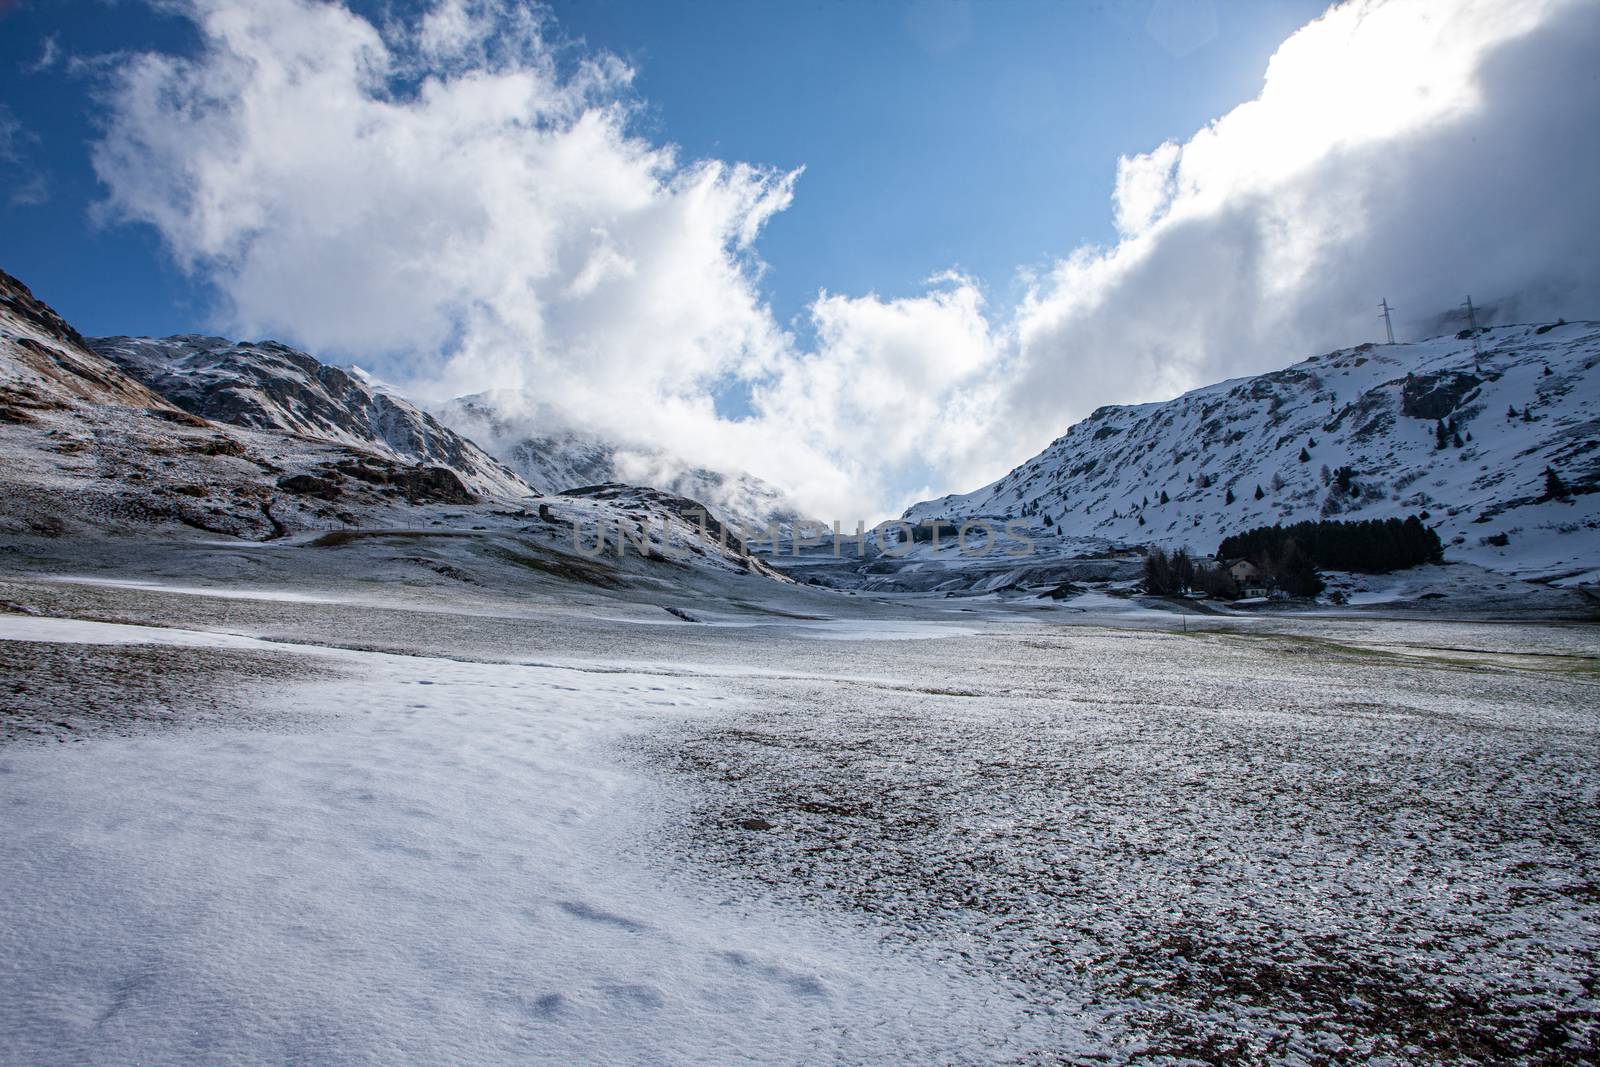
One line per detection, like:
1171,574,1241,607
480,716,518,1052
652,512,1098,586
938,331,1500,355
92,0,1600,519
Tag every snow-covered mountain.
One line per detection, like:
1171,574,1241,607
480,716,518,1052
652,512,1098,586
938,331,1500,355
906,323,1600,583
0,268,787,586
91,335,531,500
75,328,808,538
437,391,811,537
0,270,501,542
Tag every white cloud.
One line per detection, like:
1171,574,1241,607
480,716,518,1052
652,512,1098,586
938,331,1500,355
1112,140,1179,238
92,1,808,464
1003,0,1600,461
29,34,62,74
750,274,1005,510
91,0,1600,521
0,106,22,159
90,0,965,519
416,0,497,61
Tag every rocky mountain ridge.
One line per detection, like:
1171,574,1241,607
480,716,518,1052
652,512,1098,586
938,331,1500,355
905,323,1600,585
91,335,530,500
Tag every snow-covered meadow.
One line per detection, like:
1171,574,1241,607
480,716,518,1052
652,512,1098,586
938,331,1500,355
1,566,1597,1063
0,611,1057,1065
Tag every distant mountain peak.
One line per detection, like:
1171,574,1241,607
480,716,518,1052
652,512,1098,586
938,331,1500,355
435,389,813,537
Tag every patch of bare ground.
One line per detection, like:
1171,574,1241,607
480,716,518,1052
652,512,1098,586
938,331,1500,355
1,637,340,745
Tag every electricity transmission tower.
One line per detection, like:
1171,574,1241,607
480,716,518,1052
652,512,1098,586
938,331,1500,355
1462,294,1482,364
1378,298,1396,345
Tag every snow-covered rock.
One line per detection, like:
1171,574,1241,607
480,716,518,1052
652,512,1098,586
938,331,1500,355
906,324,1600,583
91,335,531,500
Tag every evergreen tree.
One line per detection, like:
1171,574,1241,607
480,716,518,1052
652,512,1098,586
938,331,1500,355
1270,539,1324,598
1435,419,1449,449
1173,548,1195,591
1298,447,1311,463
1544,467,1570,500
1159,490,1170,505
1225,487,1235,504
1254,484,1264,500
1452,431,1464,448
1143,547,1194,595
1507,404,1517,419
1143,547,1168,592
1218,515,1442,574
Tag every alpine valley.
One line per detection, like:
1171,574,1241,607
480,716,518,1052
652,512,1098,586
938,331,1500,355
3,264,1598,1065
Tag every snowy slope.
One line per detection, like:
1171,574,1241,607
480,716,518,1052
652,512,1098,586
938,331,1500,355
0,271,512,541
438,390,811,537
0,270,174,414
0,269,792,583
92,335,531,500
907,324,1600,582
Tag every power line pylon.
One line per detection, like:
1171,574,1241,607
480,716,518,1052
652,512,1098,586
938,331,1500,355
1379,298,1396,345
1463,294,1482,365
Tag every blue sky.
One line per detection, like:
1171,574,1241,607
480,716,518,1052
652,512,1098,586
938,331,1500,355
2,0,1321,339
2,0,1594,519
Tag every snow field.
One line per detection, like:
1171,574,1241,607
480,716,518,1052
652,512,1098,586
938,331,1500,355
0,619,1062,1065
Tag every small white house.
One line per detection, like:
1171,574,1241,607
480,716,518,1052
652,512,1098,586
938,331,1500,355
1225,559,1271,598
1227,559,1262,583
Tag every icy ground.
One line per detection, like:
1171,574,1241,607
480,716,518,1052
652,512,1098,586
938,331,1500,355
1,557,1597,1064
